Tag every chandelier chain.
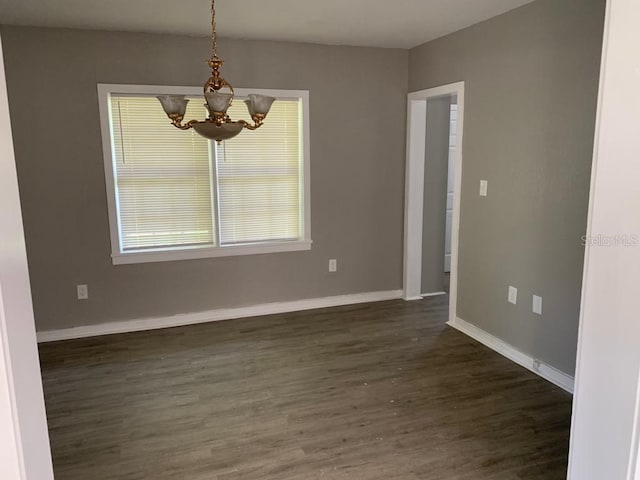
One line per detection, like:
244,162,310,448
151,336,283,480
211,0,218,60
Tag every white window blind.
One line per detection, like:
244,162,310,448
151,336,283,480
217,99,302,244
110,96,215,251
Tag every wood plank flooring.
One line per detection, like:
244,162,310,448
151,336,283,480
39,295,572,479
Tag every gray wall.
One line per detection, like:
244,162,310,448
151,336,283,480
410,0,605,375
421,97,450,294
0,26,408,331
1,0,605,377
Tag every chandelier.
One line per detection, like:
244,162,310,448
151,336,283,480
157,0,276,142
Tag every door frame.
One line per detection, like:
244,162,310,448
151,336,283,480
0,34,54,480
403,81,465,327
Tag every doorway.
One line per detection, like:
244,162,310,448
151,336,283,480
420,95,457,297
403,82,464,326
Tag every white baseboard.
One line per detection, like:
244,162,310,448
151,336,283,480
447,317,575,394
421,291,446,298
37,289,403,343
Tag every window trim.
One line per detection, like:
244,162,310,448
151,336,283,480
97,84,311,265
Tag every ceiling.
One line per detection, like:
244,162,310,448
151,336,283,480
0,0,536,49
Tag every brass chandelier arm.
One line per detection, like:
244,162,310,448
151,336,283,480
168,113,264,132
168,115,198,130
172,122,194,130
239,112,268,130
238,119,266,131
170,118,265,131
239,121,260,131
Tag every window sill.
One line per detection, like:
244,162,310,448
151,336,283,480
111,239,313,265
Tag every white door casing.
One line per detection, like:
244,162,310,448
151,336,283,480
568,0,640,478
403,81,465,328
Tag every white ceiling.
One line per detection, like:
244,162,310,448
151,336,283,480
0,0,536,49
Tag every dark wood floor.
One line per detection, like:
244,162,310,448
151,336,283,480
39,295,572,480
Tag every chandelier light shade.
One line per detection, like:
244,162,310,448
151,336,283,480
157,0,276,142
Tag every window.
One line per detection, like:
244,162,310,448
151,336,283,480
98,85,311,265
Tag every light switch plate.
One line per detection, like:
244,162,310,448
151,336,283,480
533,295,543,315
508,286,518,305
480,180,488,197
329,259,337,273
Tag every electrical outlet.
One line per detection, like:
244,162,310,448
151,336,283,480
77,284,89,300
479,180,488,197
329,259,337,273
508,286,518,305
532,295,543,315
533,360,542,372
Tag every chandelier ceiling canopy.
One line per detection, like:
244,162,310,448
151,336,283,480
157,0,275,142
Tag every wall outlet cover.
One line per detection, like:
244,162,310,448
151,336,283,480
533,359,542,372
77,284,89,300
329,259,337,273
